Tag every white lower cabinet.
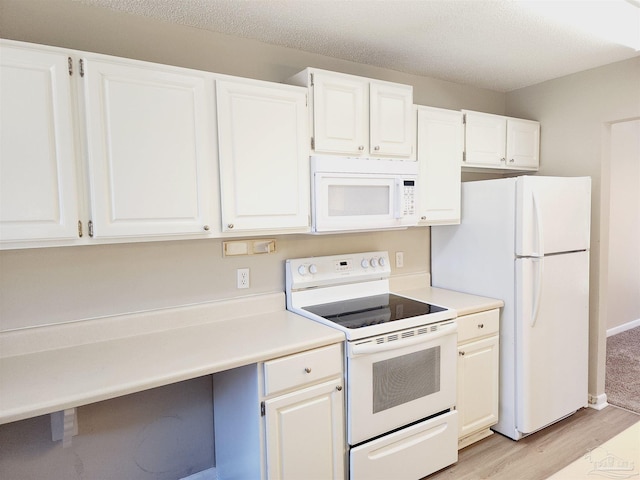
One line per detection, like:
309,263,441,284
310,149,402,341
456,309,500,449
213,344,345,480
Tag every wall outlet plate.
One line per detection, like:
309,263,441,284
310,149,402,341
237,268,250,289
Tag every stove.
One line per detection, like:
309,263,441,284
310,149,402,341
285,251,459,480
286,251,454,340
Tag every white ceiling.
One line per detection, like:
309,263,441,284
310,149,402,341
81,0,640,92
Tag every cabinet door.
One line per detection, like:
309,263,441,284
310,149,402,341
370,82,414,158
506,118,540,170
463,111,506,167
216,80,310,233
312,72,368,155
0,43,80,243
265,378,345,480
82,57,215,238
416,107,462,225
457,335,499,439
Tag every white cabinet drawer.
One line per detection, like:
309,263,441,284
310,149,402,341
457,309,499,344
263,343,342,396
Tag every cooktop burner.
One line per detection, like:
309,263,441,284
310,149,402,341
302,293,447,329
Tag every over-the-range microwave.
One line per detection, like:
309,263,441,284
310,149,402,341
311,156,419,233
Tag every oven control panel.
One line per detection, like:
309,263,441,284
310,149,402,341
286,251,391,290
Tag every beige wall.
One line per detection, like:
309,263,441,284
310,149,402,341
506,56,640,403
0,1,507,478
606,120,640,333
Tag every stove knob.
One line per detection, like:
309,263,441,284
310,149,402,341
297,265,308,276
360,259,369,268
309,264,318,274
370,258,378,267
378,257,386,267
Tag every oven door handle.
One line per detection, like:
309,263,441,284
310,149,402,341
350,322,457,355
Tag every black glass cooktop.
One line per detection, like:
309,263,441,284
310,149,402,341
302,293,447,329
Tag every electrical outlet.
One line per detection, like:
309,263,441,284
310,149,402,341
395,252,404,268
237,268,250,289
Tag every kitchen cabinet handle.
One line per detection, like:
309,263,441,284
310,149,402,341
478,323,484,329
203,225,210,231
374,145,380,151
358,145,365,151
509,158,515,163
336,385,343,391
500,157,506,162
304,367,312,373
227,224,234,229
459,351,465,356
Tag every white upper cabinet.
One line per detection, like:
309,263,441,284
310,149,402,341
82,55,217,238
462,110,539,171
0,42,81,245
416,106,463,225
369,81,414,157
216,79,310,233
506,118,540,169
310,72,368,155
288,68,415,159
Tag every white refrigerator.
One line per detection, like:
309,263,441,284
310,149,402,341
431,176,591,440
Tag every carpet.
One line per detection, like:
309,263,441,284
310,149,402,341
605,326,640,414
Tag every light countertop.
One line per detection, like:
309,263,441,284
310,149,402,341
0,293,344,425
0,275,502,425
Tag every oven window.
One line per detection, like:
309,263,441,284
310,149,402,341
372,347,441,413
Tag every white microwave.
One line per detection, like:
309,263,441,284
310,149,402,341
311,156,419,233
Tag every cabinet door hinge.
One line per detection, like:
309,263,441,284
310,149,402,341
68,57,73,76
88,220,94,237
463,151,466,162
310,72,314,87
311,137,315,150
77,220,83,238
260,401,265,417
462,113,466,124
79,59,85,77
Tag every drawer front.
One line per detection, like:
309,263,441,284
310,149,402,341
457,309,499,343
264,343,342,396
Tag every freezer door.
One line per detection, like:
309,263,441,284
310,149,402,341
516,176,591,256
515,251,589,435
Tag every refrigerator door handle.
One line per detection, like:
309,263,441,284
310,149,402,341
532,190,544,257
531,257,544,327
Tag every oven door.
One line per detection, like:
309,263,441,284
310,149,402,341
346,321,457,445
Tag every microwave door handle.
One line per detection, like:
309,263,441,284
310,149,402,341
394,178,402,219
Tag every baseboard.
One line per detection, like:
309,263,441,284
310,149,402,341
588,393,609,410
607,318,640,337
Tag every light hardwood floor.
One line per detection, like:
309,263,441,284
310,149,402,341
425,406,639,480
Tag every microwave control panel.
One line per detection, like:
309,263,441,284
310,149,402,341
403,180,416,215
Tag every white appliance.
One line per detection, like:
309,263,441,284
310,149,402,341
431,175,591,440
311,156,418,232
286,251,458,480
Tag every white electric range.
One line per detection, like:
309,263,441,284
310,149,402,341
285,251,459,480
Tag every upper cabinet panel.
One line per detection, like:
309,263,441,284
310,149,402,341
0,43,81,244
82,56,217,238
311,72,368,155
216,79,310,233
288,68,415,160
462,110,539,172
369,82,413,158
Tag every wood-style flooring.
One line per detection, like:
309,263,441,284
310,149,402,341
424,405,640,480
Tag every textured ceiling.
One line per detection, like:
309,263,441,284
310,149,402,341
80,0,640,92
